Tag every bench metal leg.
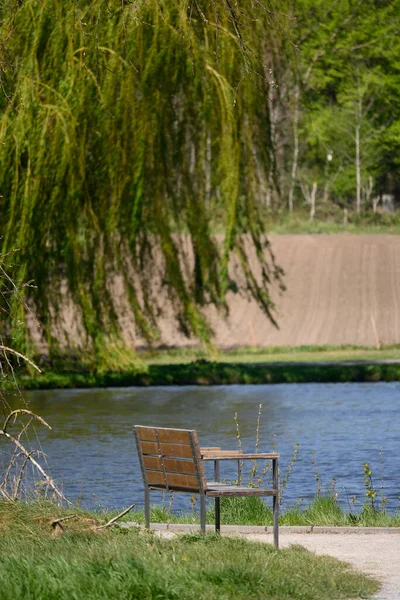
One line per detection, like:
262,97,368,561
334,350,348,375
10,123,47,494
213,459,221,534
237,460,242,485
273,494,279,549
144,487,150,529
272,458,279,548
200,494,206,534
215,497,220,533
214,459,220,482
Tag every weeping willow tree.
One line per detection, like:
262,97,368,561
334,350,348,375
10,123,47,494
0,0,285,365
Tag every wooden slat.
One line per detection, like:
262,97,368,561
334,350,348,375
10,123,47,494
157,429,191,444
135,426,157,441
165,472,203,490
165,457,204,475
200,447,222,452
146,470,203,490
140,441,193,459
143,456,164,471
139,441,159,455
136,426,192,444
143,456,201,475
146,470,167,487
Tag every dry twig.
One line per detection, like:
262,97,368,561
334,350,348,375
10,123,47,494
51,514,77,531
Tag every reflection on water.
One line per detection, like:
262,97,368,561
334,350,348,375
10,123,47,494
5,382,400,512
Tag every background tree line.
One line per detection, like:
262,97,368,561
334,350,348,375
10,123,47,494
0,0,399,361
269,0,400,216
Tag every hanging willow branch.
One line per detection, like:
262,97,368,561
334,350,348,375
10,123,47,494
0,0,286,357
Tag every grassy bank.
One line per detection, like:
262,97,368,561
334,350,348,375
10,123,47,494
144,344,400,364
0,502,379,600
14,359,400,390
263,209,400,234
4,344,399,390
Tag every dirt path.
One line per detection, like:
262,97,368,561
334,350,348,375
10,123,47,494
247,532,400,600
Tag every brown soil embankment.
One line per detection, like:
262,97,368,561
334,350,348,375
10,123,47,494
148,235,400,348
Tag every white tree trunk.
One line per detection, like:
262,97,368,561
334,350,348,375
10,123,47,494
309,182,317,221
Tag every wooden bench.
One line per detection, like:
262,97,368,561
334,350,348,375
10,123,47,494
133,425,280,547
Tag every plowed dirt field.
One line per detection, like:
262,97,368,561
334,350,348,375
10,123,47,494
146,235,400,348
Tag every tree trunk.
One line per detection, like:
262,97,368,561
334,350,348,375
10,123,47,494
205,132,211,211
266,70,276,209
322,181,329,204
288,84,300,212
355,124,361,213
365,176,373,210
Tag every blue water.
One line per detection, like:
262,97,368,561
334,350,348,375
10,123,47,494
7,382,400,513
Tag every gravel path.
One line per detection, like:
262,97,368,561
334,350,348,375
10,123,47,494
247,532,400,600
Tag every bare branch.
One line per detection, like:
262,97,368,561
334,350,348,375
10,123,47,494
0,345,41,373
0,428,71,504
3,409,51,434
0,486,13,501
1,447,21,491
96,503,137,529
12,450,37,500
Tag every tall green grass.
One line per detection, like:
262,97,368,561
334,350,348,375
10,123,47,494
0,502,379,599
127,495,400,528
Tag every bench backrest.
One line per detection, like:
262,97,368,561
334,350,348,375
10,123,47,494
134,426,206,493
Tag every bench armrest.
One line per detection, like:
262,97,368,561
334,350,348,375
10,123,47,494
201,452,279,461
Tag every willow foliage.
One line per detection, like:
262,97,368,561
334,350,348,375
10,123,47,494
0,1,284,358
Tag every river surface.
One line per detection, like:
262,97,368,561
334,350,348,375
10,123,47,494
5,382,400,512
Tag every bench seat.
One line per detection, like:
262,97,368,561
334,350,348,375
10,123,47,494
205,483,278,497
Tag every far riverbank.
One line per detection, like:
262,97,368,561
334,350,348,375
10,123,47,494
11,359,400,390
